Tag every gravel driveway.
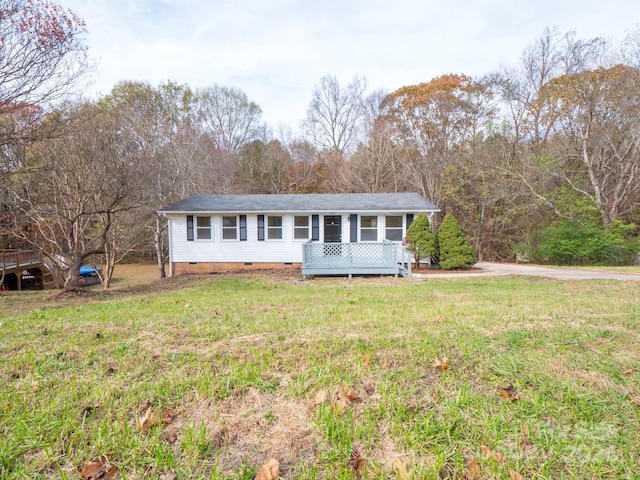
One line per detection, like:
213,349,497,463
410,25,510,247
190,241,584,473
412,262,640,281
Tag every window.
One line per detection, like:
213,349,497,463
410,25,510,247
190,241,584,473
360,215,378,241
222,216,237,240
196,216,211,240
294,216,310,239
239,215,247,241
267,216,283,239
187,215,194,241
385,215,403,241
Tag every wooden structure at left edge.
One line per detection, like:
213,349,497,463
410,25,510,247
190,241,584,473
0,250,45,290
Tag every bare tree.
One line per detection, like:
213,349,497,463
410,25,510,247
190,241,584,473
493,28,640,226
236,140,295,193
102,81,204,278
336,118,410,193
535,65,640,225
0,0,89,148
194,85,263,153
302,75,368,156
5,102,141,288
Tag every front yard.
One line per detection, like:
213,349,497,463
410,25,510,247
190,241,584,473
1,266,639,478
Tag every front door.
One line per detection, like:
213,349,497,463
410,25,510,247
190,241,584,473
324,215,342,243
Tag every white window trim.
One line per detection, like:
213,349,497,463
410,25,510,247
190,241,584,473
221,215,238,241
384,215,404,241
360,215,378,242
196,216,212,241
293,215,310,241
267,215,284,241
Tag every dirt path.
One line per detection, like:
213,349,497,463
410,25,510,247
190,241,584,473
413,262,640,281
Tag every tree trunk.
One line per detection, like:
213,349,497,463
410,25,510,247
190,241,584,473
103,245,115,289
155,214,166,279
65,255,85,289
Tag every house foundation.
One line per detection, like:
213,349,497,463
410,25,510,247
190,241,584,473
171,262,302,276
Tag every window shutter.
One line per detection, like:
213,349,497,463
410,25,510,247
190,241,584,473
257,215,265,241
406,214,414,230
239,215,247,241
186,215,194,241
350,214,358,242
311,215,319,241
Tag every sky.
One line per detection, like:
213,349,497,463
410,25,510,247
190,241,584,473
60,0,640,133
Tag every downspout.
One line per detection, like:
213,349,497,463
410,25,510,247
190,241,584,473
166,214,174,278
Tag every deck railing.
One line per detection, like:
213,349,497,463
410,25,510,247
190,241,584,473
301,241,412,278
1,250,43,272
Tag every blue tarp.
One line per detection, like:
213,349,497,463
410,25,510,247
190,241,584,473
79,266,101,277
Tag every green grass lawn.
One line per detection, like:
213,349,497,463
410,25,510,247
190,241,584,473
1,268,639,479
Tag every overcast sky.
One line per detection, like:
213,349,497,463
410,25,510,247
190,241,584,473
60,0,640,133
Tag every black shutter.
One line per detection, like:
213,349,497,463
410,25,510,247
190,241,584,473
186,215,194,241
239,215,247,241
257,215,265,241
311,215,319,241
406,214,414,230
350,214,358,242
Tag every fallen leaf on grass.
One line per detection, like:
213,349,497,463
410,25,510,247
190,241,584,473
347,449,368,480
79,457,119,480
254,458,279,480
480,445,504,463
3,404,9,411
498,384,520,402
331,395,350,416
519,424,533,455
165,430,179,445
138,407,159,432
622,368,638,375
393,457,409,479
509,469,525,480
433,356,449,370
363,353,371,369
138,406,175,432
313,389,327,406
342,383,360,402
463,458,481,479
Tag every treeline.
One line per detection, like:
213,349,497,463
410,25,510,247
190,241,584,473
1,2,639,288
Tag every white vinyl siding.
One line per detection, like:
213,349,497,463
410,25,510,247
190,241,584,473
166,211,422,267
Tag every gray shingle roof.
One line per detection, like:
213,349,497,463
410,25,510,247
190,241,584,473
159,193,439,213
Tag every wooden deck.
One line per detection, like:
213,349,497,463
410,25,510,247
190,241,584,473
301,241,412,279
1,250,45,290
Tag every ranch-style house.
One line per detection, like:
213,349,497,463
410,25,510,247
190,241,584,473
159,193,440,279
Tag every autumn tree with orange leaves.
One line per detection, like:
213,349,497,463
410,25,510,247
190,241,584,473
534,64,640,226
382,74,494,207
